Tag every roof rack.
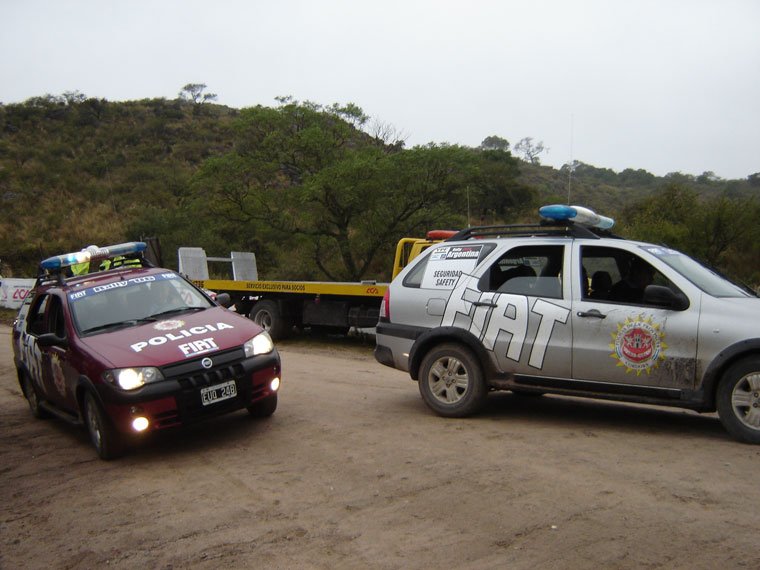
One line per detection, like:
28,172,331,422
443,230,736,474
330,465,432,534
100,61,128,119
446,221,620,241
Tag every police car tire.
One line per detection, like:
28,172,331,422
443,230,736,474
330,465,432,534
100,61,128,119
83,392,125,460
247,393,278,418
249,300,290,340
716,356,760,444
418,343,488,418
21,372,50,419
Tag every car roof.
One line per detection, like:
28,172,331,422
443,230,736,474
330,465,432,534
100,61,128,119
36,266,173,294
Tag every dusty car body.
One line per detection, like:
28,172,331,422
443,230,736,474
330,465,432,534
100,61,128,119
12,242,281,459
375,206,760,444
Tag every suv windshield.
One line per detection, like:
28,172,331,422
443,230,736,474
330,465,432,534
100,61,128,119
641,246,754,298
69,272,213,335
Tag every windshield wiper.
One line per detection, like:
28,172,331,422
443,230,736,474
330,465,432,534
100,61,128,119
150,306,206,319
81,317,156,335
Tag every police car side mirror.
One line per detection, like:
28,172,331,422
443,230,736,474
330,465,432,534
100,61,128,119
215,292,232,308
37,333,69,349
643,285,689,311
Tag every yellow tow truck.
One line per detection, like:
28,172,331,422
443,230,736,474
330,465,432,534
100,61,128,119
179,231,455,339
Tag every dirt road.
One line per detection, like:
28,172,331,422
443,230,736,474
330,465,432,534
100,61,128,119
2,324,759,569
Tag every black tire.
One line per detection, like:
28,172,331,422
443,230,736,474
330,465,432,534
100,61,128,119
83,392,125,460
21,373,49,419
249,300,290,340
247,393,278,418
716,356,760,444
418,343,488,417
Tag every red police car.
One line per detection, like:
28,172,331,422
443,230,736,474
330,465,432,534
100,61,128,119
12,242,281,459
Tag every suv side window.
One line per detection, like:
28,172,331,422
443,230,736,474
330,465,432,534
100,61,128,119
48,296,66,338
25,293,66,337
581,245,679,305
479,245,564,299
27,294,50,336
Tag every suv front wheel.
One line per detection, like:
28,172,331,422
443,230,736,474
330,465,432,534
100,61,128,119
716,356,760,444
418,343,487,417
83,392,125,460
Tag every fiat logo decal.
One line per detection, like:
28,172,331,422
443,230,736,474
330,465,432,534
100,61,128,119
201,357,213,369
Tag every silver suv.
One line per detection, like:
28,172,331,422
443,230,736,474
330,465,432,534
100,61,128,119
375,205,760,444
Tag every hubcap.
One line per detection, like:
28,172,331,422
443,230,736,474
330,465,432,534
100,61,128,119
255,311,273,331
86,399,103,450
24,377,38,411
428,356,469,404
730,372,760,430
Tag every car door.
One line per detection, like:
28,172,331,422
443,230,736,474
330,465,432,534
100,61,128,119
442,242,573,378
571,243,699,390
21,293,78,410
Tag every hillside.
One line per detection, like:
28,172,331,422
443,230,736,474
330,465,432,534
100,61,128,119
1,93,758,284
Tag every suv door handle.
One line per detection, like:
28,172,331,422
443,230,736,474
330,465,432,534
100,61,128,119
577,309,606,319
473,301,497,308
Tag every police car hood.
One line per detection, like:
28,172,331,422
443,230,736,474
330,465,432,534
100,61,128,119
79,307,260,368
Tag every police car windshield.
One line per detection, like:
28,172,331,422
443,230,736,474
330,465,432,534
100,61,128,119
641,246,755,298
69,272,214,335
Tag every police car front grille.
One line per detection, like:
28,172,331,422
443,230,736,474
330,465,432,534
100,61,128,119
161,347,245,382
175,363,246,389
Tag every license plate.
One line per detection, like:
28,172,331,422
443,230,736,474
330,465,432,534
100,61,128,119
200,380,237,406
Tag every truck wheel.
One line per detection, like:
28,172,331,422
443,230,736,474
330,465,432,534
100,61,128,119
418,343,487,417
247,393,278,418
716,357,760,444
249,300,290,340
83,392,125,460
21,373,49,419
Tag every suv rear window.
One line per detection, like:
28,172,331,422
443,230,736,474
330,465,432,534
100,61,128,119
403,243,496,288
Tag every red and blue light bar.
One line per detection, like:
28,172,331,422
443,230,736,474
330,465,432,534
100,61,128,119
40,242,147,271
538,204,614,230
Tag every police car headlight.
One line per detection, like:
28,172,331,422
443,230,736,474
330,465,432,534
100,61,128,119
244,332,273,357
104,367,164,391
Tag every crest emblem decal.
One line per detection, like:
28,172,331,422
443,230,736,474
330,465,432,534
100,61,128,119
610,315,667,375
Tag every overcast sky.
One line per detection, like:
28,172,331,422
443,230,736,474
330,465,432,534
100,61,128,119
2,0,758,179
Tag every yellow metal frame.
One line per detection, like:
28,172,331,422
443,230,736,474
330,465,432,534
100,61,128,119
196,279,388,298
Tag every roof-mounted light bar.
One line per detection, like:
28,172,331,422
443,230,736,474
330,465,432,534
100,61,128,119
539,204,614,230
40,242,147,271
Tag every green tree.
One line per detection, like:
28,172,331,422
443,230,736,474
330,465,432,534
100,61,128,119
479,135,510,152
179,83,217,104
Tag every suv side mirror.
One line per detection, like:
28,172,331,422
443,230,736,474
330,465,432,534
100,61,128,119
37,333,69,349
643,285,689,311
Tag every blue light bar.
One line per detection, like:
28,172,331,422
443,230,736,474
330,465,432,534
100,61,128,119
40,242,147,271
538,204,614,230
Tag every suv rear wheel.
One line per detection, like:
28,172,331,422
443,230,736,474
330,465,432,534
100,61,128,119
21,373,49,419
716,356,760,444
418,343,487,417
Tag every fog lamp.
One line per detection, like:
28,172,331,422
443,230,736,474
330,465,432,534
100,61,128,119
132,416,150,432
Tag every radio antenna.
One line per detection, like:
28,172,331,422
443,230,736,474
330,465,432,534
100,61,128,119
567,114,574,204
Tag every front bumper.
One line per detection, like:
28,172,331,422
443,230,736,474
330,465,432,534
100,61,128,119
97,349,281,435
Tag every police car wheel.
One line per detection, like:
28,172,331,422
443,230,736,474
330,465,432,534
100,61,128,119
21,373,49,419
716,357,760,444
418,343,487,417
247,393,278,418
84,392,125,460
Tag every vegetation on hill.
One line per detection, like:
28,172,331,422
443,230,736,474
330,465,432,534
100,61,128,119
1,90,759,286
